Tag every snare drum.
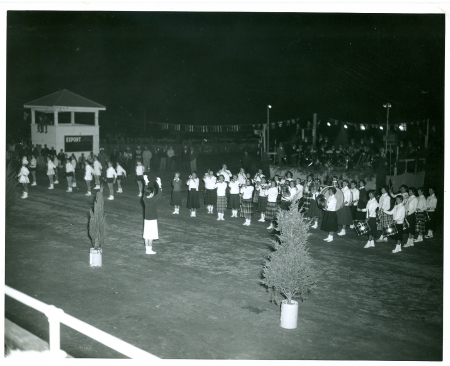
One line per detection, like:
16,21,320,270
382,223,398,237
354,220,370,236
318,186,344,211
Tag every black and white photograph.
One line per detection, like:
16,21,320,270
3,1,447,362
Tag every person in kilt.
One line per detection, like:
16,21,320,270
186,172,200,217
240,178,255,226
228,174,241,218
349,180,359,229
135,160,145,197
279,184,292,211
336,180,354,236
257,177,269,222
376,186,393,242
362,190,379,248
384,195,406,253
170,172,183,214
403,187,418,248
299,189,313,213
308,184,323,229
425,187,437,239
413,187,427,243
321,187,339,242
203,169,217,214
266,180,279,230
215,175,228,220
115,162,127,194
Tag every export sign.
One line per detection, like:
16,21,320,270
65,135,93,152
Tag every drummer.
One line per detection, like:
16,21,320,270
383,195,406,253
321,187,339,242
376,186,393,243
362,190,379,249
308,184,323,229
336,179,353,236
356,180,368,220
349,180,359,229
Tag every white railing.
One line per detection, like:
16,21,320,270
5,285,159,359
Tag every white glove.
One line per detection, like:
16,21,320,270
143,175,149,185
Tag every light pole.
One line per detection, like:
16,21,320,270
267,105,272,152
383,103,391,152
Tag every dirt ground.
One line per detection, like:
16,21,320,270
4,155,443,360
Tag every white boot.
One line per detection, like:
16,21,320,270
108,195,114,200
371,240,375,247
193,211,196,217
258,214,265,222
349,224,354,229
311,222,318,229
364,240,372,248
86,191,92,196
190,210,194,217
176,207,180,214
324,235,333,242
217,213,221,221
66,187,72,192
337,228,346,236
404,238,414,247
221,213,225,220
146,246,156,255
48,184,54,190
392,244,402,253
246,219,251,226
72,182,77,187
267,223,274,230
414,235,423,243
243,219,250,226
21,192,28,199
173,208,177,214
54,180,59,185
94,185,100,190
425,230,433,238
31,182,37,186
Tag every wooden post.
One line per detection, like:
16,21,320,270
95,111,99,127
312,113,317,147
54,111,58,126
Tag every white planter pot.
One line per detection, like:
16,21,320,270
280,299,298,329
89,248,102,267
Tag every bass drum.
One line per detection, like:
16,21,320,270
317,186,344,211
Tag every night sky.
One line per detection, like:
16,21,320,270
6,11,445,138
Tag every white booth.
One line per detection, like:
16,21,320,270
24,89,106,159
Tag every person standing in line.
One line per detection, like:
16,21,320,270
228,174,240,218
53,154,60,185
93,156,102,190
276,142,286,165
308,184,323,229
79,153,86,172
29,154,37,186
135,146,143,169
321,187,339,242
336,180,353,236
186,172,200,217
424,187,437,239
189,146,197,173
376,186,393,242
159,147,167,171
384,195,406,253
256,177,269,222
266,180,280,230
170,172,183,214
47,156,56,189
71,155,78,188
65,158,75,193
414,187,427,243
403,187,418,248
215,175,228,221
106,162,117,200
349,180,359,229
115,162,127,194
135,161,145,197
203,169,217,215
355,180,368,220
142,177,162,255
362,191,379,248
143,146,152,172
84,160,94,196
240,178,255,226
124,147,133,173
98,148,108,178
18,157,30,199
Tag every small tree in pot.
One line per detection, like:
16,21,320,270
261,202,318,329
88,187,105,267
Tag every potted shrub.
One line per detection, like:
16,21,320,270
88,187,105,267
261,202,318,329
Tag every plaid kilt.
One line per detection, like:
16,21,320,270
377,210,393,231
299,193,313,213
170,190,182,206
415,212,426,233
228,193,241,209
216,195,227,213
186,189,200,209
258,196,268,213
240,198,253,219
204,188,217,206
265,201,278,221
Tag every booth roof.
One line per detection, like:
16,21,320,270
24,89,106,109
